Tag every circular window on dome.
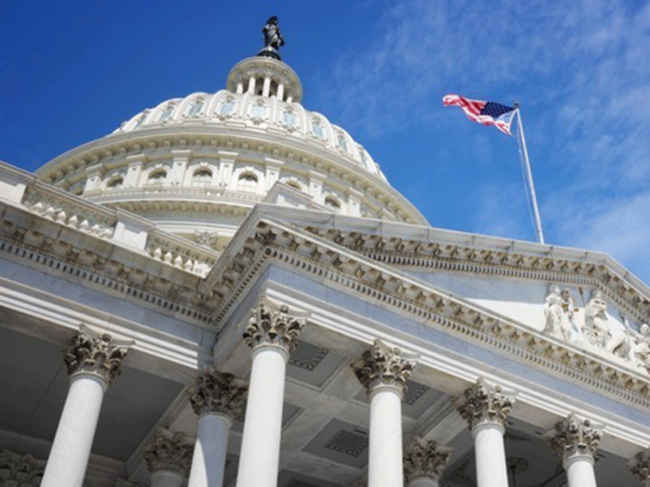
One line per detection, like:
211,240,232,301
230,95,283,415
283,110,296,128
220,100,235,116
159,105,175,122
148,170,167,184
192,169,213,187
238,172,258,192
188,99,205,117
311,120,324,139
107,176,124,189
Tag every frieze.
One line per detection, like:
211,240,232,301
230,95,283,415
206,219,650,409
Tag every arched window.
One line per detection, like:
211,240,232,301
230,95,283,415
107,177,124,189
337,133,348,153
312,120,324,139
159,105,175,122
192,169,213,187
324,196,341,210
220,100,235,116
188,99,204,117
148,170,167,184
238,173,258,192
283,110,296,128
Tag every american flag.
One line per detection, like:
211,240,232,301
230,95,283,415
443,94,517,135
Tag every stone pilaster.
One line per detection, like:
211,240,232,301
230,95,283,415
629,449,650,487
242,297,307,354
546,413,602,464
144,431,194,477
456,378,514,430
188,370,247,419
403,436,452,484
352,339,417,396
63,329,130,385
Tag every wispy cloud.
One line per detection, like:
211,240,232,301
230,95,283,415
315,0,650,282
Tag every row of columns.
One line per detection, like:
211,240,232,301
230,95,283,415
39,300,650,487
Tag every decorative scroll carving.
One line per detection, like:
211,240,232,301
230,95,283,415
403,436,452,483
456,378,515,430
188,369,247,419
546,413,602,463
63,328,130,385
629,449,650,487
351,339,417,395
584,290,611,348
144,431,193,476
543,286,582,344
0,449,45,485
243,297,307,354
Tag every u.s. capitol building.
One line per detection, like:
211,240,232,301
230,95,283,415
0,18,648,487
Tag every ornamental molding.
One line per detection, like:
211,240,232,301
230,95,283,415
0,449,45,485
243,296,307,354
546,413,603,464
403,436,452,483
303,226,650,327
63,326,131,385
352,339,417,395
188,369,247,419
629,449,650,486
144,431,193,476
456,378,515,430
202,218,650,410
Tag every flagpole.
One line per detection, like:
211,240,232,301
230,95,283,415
513,103,545,245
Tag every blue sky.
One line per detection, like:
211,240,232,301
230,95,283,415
2,1,650,283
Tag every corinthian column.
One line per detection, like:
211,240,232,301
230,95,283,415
629,449,650,487
547,414,602,487
187,370,247,487
403,436,452,487
145,431,194,487
235,297,307,487
456,379,515,487
353,339,418,487
41,329,130,487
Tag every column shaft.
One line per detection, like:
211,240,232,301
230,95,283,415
368,386,404,487
565,456,597,487
151,470,184,487
236,346,288,487
41,374,106,487
188,414,232,487
472,423,508,487
409,479,438,487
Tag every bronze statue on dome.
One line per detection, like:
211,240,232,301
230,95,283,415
258,16,285,60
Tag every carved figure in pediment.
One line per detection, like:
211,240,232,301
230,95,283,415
544,286,582,344
632,324,650,372
583,290,611,348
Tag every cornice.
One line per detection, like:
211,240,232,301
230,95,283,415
202,216,650,410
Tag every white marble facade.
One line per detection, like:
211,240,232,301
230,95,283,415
1,29,650,487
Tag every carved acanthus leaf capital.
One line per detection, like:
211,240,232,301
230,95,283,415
403,436,452,483
243,297,307,354
63,327,131,385
188,370,247,419
456,378,515,430
352,339,417,395
546,413,602,463
0,449,46,484
629,449,650,486
144,431,193,476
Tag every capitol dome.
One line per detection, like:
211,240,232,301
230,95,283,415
36,53,427,252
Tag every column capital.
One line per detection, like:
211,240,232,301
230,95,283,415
63,327,131,386
546,413,603,464
629,449,650,487
456,378,515,430
243,297,307,354
0,449,45,485
144,431,193,477
188,369,247,420
352,339,417,396
403,436,452,484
